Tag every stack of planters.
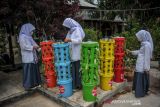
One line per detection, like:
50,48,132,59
99,39,115,90
53,43,72,97
114,37,125,82
81,42,99,102
40,41,56,88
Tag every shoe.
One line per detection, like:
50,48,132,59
31,87,37,90
73,89,77,92
132,90,135,94
36,85,42,88
145,91,150,96
31,85,42,90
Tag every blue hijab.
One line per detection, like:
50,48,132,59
18,23,35,43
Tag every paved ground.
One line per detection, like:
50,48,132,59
103,92,160,107
3,93,62,107
0,70,24,100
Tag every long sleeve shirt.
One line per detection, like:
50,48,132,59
19,34,38,63
66,27,83,61
131,41,151,73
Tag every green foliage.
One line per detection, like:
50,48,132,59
83,28,101,42
148,19,160,58
0,0,80,36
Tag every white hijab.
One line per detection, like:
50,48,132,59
63,18,85,38
136,30,153,58
19,23,35,42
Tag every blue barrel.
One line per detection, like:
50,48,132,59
55,61,71,81
58,79,73,97
53,43,70,63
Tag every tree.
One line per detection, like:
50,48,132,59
0,0,80,35
0,0,80,67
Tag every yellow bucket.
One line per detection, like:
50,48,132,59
100,73,114,91
99,58,114,75
99,39,115,59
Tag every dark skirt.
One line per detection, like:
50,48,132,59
132,72,149,98
71,60,81,89
23,63,41,89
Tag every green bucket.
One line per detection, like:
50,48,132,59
82,82,97,102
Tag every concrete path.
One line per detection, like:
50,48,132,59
3,93,62,107
0,70,24,100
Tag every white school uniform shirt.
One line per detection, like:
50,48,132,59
131,41,152,73
66,27,83,61
19,34,38,63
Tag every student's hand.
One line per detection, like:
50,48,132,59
144,70,149,74
37,48,41,52
64,38,71,42
33,46,39,49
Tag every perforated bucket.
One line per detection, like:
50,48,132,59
45,71,56,88
53,43,70,63
114,37,125,53
99,39,115,59
99,58,114,75
55,61,71,81
114,68,124,82
40,41,54,62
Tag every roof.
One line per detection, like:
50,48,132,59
67,0,97,8
79,0,97,8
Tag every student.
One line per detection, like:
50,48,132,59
128,30,153,97
101,23,112,39
19,23,41,90
63,18,85,89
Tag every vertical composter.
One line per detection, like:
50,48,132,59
99,39,115,90
114,37,125,82
40,41,56,88
81,42,99,102
53,43,72,97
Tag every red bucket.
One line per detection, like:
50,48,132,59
45,71,57,88
114,68,124,82
114,37,125,53
40,41,54,62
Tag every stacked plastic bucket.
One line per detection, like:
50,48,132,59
53,43,72,97
81,42,99,102
40,41,56,88
114,37,125,82
99,39,115,90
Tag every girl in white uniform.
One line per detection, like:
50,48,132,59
130,30,153,97
63,18,85,89
19,23,41,90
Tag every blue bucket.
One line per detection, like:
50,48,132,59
58,79,73,97
52,43,70,63
55,61,71,82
